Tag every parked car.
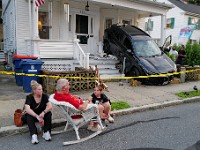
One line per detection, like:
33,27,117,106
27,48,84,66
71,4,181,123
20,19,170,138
103,24,176,84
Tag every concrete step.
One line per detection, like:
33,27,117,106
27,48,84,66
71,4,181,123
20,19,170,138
100,74,125,80
89,58,119,65
98,68,120,75
90,64,116,69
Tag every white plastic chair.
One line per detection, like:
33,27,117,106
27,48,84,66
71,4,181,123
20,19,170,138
49,94,105,145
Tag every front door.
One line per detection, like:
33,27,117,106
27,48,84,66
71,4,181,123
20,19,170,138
75,14,95,54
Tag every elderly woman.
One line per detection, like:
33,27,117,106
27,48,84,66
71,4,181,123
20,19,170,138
24,80,52,144
54,78,106,131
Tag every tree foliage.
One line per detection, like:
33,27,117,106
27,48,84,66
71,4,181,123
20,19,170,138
187,0,200,5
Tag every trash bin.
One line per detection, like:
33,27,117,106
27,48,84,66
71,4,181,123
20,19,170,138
12,55,37,86
20,59,44,93
13,58,23,86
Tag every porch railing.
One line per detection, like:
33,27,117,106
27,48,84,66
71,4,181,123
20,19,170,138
25,39,89,69
73,39,89,69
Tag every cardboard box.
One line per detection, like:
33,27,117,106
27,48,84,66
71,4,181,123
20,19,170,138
170,78,181,84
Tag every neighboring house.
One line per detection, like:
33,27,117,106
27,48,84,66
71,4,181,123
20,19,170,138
145,0,200,45
2,0,173,74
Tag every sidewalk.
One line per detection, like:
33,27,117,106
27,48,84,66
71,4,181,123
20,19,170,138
1,74,200,137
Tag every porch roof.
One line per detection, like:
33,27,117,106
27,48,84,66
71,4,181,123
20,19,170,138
77,0,174,16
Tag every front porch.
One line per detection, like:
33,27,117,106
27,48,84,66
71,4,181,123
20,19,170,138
2,0,173,75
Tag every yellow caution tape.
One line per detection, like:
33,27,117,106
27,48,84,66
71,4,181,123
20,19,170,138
1,68,200,79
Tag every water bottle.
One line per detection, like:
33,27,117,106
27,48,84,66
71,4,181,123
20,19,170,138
35,121,43,135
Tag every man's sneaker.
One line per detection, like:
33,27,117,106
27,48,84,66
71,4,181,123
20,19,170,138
107,116,114,123
87,125,93,131
31,134,39,144
90,125,101,132
42,131,51,141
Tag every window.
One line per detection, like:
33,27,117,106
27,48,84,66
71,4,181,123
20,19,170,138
166,18,175,29
105,18,113,29
76,15,88,34
38,11,49,39
122,20,131,25
189,39,197,44
188,17,200,30
145,20,153,31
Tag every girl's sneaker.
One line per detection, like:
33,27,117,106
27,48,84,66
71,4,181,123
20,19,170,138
31,134,39,144
42,131,51,141
107,116,114,123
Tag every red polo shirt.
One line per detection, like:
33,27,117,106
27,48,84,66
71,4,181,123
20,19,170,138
54,91,83,109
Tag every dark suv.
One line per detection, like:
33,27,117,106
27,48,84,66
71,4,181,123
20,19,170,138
103,24,176,84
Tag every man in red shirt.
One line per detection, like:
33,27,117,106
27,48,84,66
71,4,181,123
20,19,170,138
54,78,106,131
54,78,88,111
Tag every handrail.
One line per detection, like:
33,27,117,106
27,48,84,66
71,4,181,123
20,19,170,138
73,39,89,69
74,39,86,58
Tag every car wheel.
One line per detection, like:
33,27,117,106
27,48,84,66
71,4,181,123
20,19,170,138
126,67,140,77
126,67,146,83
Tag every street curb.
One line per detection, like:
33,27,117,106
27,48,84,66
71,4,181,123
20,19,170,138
1,97,200,137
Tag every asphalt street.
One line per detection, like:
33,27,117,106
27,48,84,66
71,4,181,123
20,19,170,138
1,102,200,150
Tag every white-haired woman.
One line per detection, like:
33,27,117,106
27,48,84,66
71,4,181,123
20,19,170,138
24,80,52,144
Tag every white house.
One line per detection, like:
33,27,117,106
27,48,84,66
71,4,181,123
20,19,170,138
145,0,200,45
2,0,173,74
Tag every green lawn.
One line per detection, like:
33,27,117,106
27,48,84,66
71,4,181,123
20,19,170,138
176,90,200,98
111,101,131,111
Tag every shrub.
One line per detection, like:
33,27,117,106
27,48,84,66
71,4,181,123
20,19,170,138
182,42,200,66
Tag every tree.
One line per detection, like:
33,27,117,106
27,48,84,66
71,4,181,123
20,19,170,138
187,0,200,5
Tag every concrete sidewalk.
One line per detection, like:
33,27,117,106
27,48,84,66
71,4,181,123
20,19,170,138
1,74,200,137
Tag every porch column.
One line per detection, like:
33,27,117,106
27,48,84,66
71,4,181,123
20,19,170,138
32,0,40,57
159,14,166,47
32,0,39,38
64,3,70,37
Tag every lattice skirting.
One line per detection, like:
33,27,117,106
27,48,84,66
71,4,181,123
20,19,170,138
42,69,96,94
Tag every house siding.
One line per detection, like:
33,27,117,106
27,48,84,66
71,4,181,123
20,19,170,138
186,15,200,43
15,0,31,55
2,0,16,53
99,9,136,41
165,7,185,45
147,1,200,45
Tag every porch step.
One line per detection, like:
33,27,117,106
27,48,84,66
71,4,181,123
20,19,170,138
89,57,120,76
100,74,125,80
98,68,120,75
89,58,119,65
41,57,121,77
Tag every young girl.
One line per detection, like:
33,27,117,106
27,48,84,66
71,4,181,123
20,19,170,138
88,85,114,123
